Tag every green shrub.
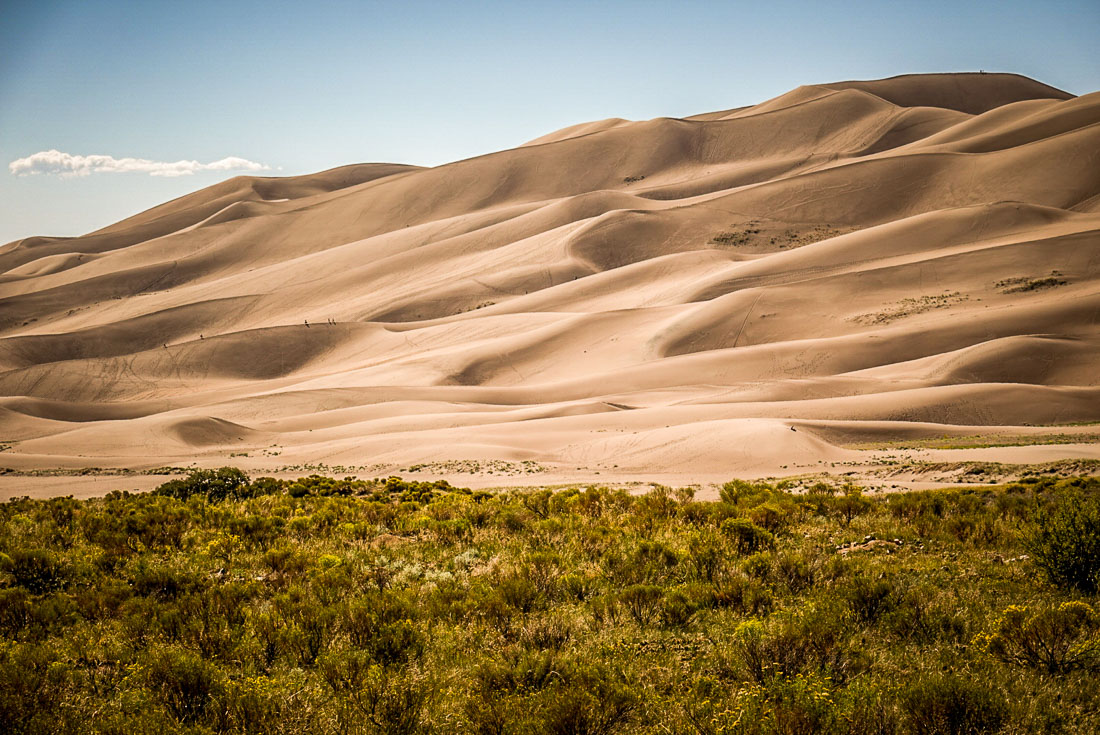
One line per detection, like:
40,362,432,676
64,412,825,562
721,518,775,554
607,540,679,585
275,594,337,666
843,574,898,625
129,561,206,600
0,642,72,734
704,670,842,735
497,508,528,533
155,467,250,502
538,670,638,735
8,549,63,594
517,612,576,650
743,551,773,581
879,582,967,644
559,571,597,601
248,476,284,496
733,606,857,685
659,588,697,629
227,514,285,550
144,645,224,723
900,673,1007,735
888,490,947,521
524,550,563,598
834,486,873,526
708,571,773,615
321,652,433,734
468,655,636,735
686,530,727,582
979,602,1100,673
1023,490,1100,593
588,594,622,628
222,672,300,734
776,550,817,593
342,593,424,666
749,501,795,534
619,584,664,626
473,649,562,695
0,588,31,635
261,546,310,578
719,479,774,506
497,571,542,613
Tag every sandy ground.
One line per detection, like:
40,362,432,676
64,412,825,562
1,72,1098,500
3,435,1097,501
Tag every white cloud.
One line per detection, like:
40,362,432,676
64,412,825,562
8,149,271,178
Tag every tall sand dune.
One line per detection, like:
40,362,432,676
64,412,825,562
1,72,1098,489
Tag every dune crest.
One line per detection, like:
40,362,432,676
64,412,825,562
2,72,1098,488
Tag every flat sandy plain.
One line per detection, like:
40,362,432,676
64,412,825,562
1,73,1098,499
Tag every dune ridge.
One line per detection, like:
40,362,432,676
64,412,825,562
1,72,1098,489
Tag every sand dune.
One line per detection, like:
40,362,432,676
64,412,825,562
1,72,1098,492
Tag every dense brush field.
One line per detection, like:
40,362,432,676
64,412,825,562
2,471,1100,734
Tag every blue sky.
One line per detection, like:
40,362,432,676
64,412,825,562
2,0,1098,245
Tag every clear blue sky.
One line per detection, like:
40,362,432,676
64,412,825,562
2,0,1097,245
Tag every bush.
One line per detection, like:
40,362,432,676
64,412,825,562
497,572,541,613
0,588,31,635
559,572,597,601
1023,491,1100,593
703,670,841,735
659,588,697,629
129,561,206,600
342,593,424,666
468,655,637,735
708,571,773,615
900,673,1007,735
321,653,433,734
538,668,638,735
619,584,663,627
776,550,817,593
721,518,775,554
155,467,250,502
834,487,872,526
144,645,224,723
844,574,898,625
0,642,72,733
719,479,773,507
686,530,726,582
517,612,576,650
604,541,680,586
979,602,1100,673
8,549,63,594
733,607,856,685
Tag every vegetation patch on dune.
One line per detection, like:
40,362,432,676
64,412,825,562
853,291,969,325
869,458,1100,483
710,225,763,247
0,466,191,477
848,432,1100,451
710,221,855,251
404,459,545,475
995,272,1068,294
3,470,1100,733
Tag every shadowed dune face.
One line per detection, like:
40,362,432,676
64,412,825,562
2,72,1099,479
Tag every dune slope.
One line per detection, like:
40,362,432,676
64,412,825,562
2,72,1098,484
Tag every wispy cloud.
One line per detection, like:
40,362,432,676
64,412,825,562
9,149,271,178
